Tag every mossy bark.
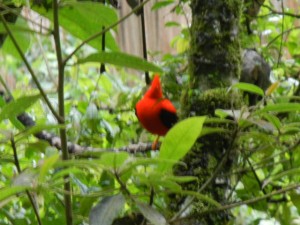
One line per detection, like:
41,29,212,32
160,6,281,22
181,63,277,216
176,0,243,224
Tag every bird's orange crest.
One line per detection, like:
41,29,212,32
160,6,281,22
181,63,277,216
144,74,163,99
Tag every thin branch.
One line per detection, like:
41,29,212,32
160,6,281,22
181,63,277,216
140,0,150,85
0,14,62,122
198,183,299,216
52,0,73,224
171,183,300,224
63,0,152,65
10,136,42,225
266,26,300,48
277,0,284,67
246,157,266,194
261,3,300,19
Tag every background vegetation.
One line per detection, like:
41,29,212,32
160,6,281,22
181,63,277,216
0,0,299,224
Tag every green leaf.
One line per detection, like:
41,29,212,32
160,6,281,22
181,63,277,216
263,168,300,188
0,186,29,202
261,113,281,130
179,191,221,207
165,21,180,27
159,116,206,172
133,172,183,192
256,103,300,113
15,124,65,142
291,191,300,214
78,52,163,72
200,127,229,137
232,82,264,96
0,94,40,122
89,194,125,225
136,202,168,225
39,153,60,183
98,152,130,171
167,176,198,183
33,2,119,51
152,0,174,11
2,18,31,58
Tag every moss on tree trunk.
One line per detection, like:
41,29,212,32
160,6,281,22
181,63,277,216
176,0,243,224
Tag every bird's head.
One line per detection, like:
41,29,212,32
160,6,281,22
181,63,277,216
144,74,163,99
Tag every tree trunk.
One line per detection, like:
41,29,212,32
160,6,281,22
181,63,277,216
176,0,243,224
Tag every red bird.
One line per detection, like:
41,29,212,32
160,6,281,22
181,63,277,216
135,75,178,137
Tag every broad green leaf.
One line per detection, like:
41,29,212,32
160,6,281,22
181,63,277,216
152,0,174,11
215,109,231,119
256,103,300,113
78,52,162,72
165,21,180,27
79,197,99,217
136,202,168,225
2,18,31,58
0,186,29,202
159,116,206,172
99,170,115,189
39,153,60,183
204,117,236,125
179,190,221,207
89,194,125,225
133,172,182,192
263,168,300,188
262,113,281,130
0,24,38,35
120,157,182,177
200,127,229,137
15,124,65,142
0,94,40,122
167,176,198,183
99,152,130,170
291,191,300,214
52,167,86,181
280,123,300,134
32,2,119,51
232,82,264,96
56,159,103,170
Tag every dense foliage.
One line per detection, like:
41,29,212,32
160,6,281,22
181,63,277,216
0,0,299,225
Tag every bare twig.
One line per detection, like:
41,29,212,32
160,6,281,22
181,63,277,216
277,0,284,67
0,14,62,122
261,3,300,19
10,137,43,225
266,26,300,48
140,0,150,85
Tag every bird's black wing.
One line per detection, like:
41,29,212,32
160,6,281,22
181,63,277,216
159,109,178,129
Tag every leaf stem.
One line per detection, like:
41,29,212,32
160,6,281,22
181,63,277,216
52,0,73,225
